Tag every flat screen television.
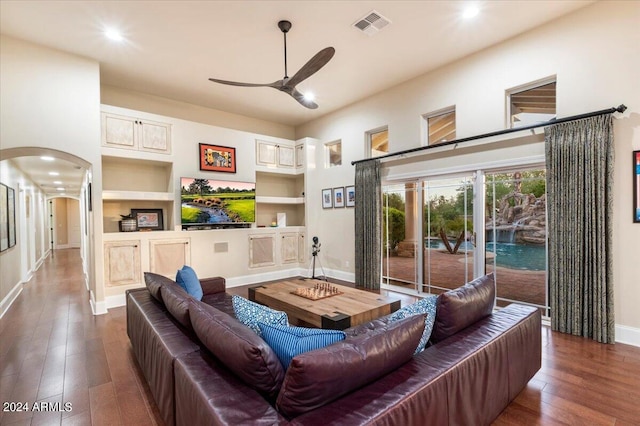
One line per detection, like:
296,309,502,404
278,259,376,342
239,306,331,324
181,177,255,229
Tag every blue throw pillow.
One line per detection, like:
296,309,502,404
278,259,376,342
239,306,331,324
232,295,289,336
389,295,437,354
258,322,346,368
175,265,203,301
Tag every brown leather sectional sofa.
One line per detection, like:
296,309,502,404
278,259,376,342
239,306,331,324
126,272,541,425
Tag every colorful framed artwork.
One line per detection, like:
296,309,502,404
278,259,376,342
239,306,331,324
322,188,333,209
634,150,640,223
131,208,164,231
199,143,237,173
333,187,345,208
346,185,355,207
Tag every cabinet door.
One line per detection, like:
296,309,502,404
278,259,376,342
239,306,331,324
104,240,141,286
249,234,276,267
139,119,171,154
149,239,191,278
257,141,277,166
102,113,136,149
281,233,299,264
295,144,305,169
298,233,306,264
277,145,295,168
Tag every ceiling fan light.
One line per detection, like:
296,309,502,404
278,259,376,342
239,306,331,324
303,92,315,102
104,28,124,42
463,5,480,20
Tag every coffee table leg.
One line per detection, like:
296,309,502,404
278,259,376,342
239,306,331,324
321,312,351,330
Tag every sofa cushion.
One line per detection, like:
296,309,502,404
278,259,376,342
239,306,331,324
176,265,203,301
232,295,288,336
430,273,495,343
276,314,425,418
160,282,193,330
188,299,285,399
258,323,345,368
144,272,174,304
389,295,437,354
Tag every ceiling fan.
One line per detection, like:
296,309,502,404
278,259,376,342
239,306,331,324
209,20,335,109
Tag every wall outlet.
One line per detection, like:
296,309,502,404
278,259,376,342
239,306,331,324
345,260,350,267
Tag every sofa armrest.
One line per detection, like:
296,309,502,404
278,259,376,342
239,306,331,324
200,277,226,295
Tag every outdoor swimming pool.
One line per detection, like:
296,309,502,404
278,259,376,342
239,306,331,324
425,239,546,271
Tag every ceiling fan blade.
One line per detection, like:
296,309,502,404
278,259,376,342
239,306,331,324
285,47,335,88
208,78,281,88
289,88,318,109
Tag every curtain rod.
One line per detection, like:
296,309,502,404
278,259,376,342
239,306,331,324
351,104,627,166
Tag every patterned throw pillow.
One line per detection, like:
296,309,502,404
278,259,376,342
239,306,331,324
389,295,437,354
258,322,346,368
232,295,289,336
175,265,203,301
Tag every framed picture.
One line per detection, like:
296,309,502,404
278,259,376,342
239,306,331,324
333,187,345,208
322,188,333,209
199,143,236,173
634,150,640,223
131,208,164,231
0,183,8,252
346,185,355,207
8,187,15,248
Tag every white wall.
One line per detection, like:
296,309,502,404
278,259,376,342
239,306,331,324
295,1,640,333
0,35,103,306
0,160,48,317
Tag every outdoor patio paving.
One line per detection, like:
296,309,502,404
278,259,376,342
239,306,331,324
383,248,547,310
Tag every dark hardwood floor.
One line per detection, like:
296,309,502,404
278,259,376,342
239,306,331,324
1,249,638,425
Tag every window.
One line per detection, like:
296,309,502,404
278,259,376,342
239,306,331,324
325,140,342,167
507,79,556,128
423,108,456,145
367,127,388,158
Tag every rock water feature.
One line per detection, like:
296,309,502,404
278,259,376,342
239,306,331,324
486,192,546,245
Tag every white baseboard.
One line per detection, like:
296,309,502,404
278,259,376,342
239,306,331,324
226,268,306,288
106,293,127,310
90,290,107,315
0,281,24,319
616,324,640,347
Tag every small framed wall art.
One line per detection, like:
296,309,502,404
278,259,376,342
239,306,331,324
333,187,345,208
199,143,236,173
322,188,333,209
345,185,355,207
131,208,164,231
634,150,639,223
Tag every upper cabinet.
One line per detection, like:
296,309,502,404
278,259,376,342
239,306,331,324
256,140,296,170
102,112,172,155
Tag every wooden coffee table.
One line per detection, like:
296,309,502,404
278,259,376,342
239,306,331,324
248,279,401,330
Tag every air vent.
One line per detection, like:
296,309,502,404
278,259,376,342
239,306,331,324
353,10,391,36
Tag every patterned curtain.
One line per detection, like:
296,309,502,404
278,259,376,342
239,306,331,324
355,160,381,291
545,114,614,343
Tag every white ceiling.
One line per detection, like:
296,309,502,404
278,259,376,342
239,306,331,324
1,1,594,196
10,156,85,197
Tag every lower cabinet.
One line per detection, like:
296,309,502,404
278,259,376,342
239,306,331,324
250,230,305,268
104,240,141,287
249,234,277,268
149,238,191,278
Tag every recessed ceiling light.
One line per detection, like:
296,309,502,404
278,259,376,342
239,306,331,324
40,156,54,161
48,172,59,176
104,28,124,42
303,92,315,102
463,5,480,19
53,181,63,184
56,187,65,191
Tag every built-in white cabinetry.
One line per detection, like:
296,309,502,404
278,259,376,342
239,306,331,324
255,172,305,227
295,143,305,169
104,240,141,286
249,233,277,268
149,238,190,278
256,140,295,169
281,231,306,264
101,156,174,233
102,112,171,154
249,230,306,268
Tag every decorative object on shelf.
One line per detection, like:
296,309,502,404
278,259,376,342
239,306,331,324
7,186,15,248
346,185,355,208
119,214,138,232
322,188,333,209
131,208,164,231
277,212,287,227
333,187,345,208
0,183,10,251
199,143,236,173
634,150,640,223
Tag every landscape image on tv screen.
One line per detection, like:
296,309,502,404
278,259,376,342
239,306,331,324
181,178,255,227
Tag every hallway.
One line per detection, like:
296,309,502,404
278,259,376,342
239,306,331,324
0,249,162,425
